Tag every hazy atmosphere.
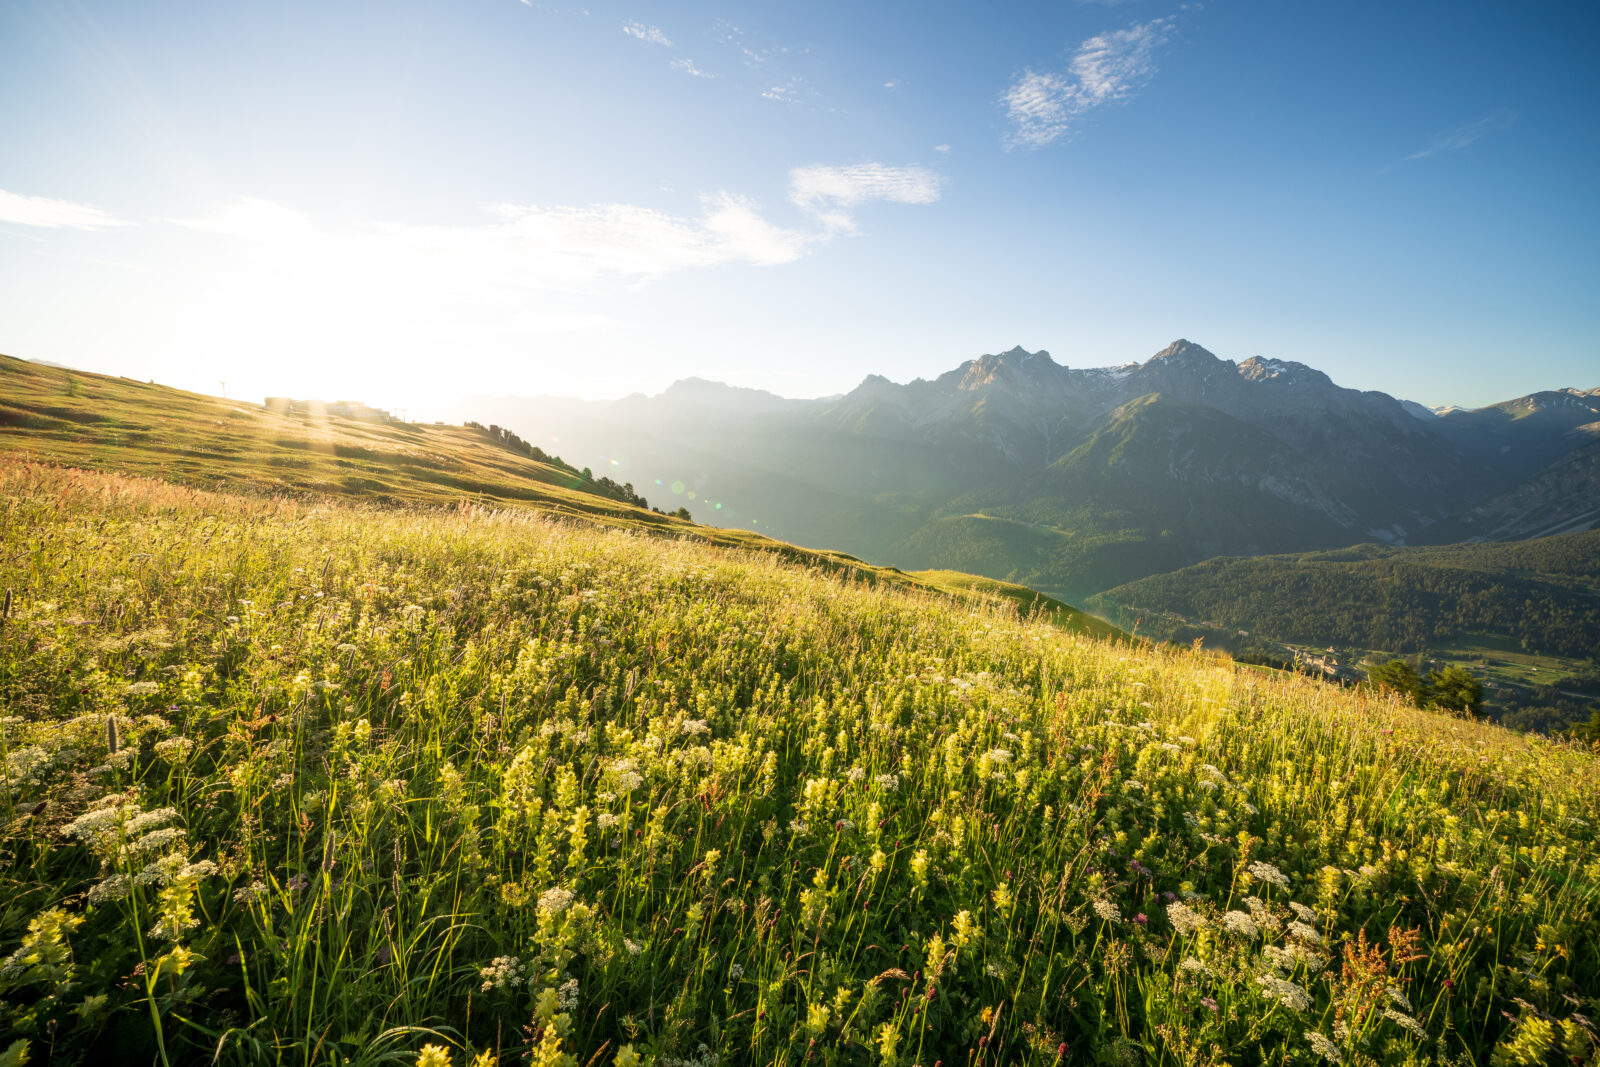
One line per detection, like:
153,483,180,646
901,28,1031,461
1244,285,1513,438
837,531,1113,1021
3,1,1597,414
3,4,1599,1066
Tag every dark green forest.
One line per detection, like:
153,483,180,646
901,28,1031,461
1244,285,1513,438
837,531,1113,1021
1089,530,1600,660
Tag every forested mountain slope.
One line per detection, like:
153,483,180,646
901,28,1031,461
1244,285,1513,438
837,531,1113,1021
1089,531,1600,660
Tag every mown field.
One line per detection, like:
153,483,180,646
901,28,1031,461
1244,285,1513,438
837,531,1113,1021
2,460,1598,1066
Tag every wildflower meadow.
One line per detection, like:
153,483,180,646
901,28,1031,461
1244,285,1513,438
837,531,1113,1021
1,460,1596,1065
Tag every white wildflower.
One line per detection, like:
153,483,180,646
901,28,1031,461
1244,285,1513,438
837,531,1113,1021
4,745,52,785
233,881,268,904
134,852,188,886
1305,1031,1342,1064
1166,901,1205,935
1383,1008,1426,1038
153,738,194,760
1093,899,1121,924
1223,910,1259,939
479,955,527,992
1248,860,1290,887
1291,944,1329,974
179,859,217,881
88,873,131,904
537,887,575,917
128,827,186,855
1257,974,1311,1011
1288,920,1322,943
1263,944,1296,972
124,807,179,836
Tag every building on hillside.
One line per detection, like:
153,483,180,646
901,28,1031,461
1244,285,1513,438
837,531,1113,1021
1293,648,1349,680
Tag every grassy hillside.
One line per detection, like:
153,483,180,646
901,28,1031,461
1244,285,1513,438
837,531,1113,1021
0,353,971,597
907,570,1125,641
1088,533,1600,662
1,461,1596,1066
0,354,669,518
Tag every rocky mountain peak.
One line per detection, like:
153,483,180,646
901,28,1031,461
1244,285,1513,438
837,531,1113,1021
950,346,1061,391
1148,339,1222,365
1236,355,1334,388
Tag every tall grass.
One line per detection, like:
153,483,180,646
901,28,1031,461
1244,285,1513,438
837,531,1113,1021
1,460,1596,1066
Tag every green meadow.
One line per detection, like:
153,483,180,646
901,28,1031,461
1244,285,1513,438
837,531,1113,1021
1,459,1597,1066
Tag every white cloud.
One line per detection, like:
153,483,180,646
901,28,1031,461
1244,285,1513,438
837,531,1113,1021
671,57,713,78
0,189,131,230
1004,16,1175,148
486,195,806,275
159,192,811,391
762,81,799,102
716,21,770,66
177,164,940,297
1004,71,1076,148
622,21,672,47
181,193,806,291
933,144,951,154
177,197,320,243
1406,109,1516,161
788,163,943,235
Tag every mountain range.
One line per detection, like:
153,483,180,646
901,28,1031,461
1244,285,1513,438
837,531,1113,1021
463,340,1600,600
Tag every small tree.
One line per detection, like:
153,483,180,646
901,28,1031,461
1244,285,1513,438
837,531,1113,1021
1424,665,1484,716
1366,659,1421,703
1568,709,1600,745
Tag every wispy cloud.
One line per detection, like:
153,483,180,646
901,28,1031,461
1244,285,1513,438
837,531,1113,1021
622,21,672,47
716,22,769,66
1003,16,1176,148
671,57,713,78
178,164,939,294
183,194,803,288
0,189,131,230
1406,109,1516,161
789,164,943,235
762,78,802,102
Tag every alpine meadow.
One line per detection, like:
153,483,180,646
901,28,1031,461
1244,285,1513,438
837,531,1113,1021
4,1,1600,1065
1,449,1597,1065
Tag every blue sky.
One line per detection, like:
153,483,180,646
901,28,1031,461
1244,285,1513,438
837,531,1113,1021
1,0,1596,414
